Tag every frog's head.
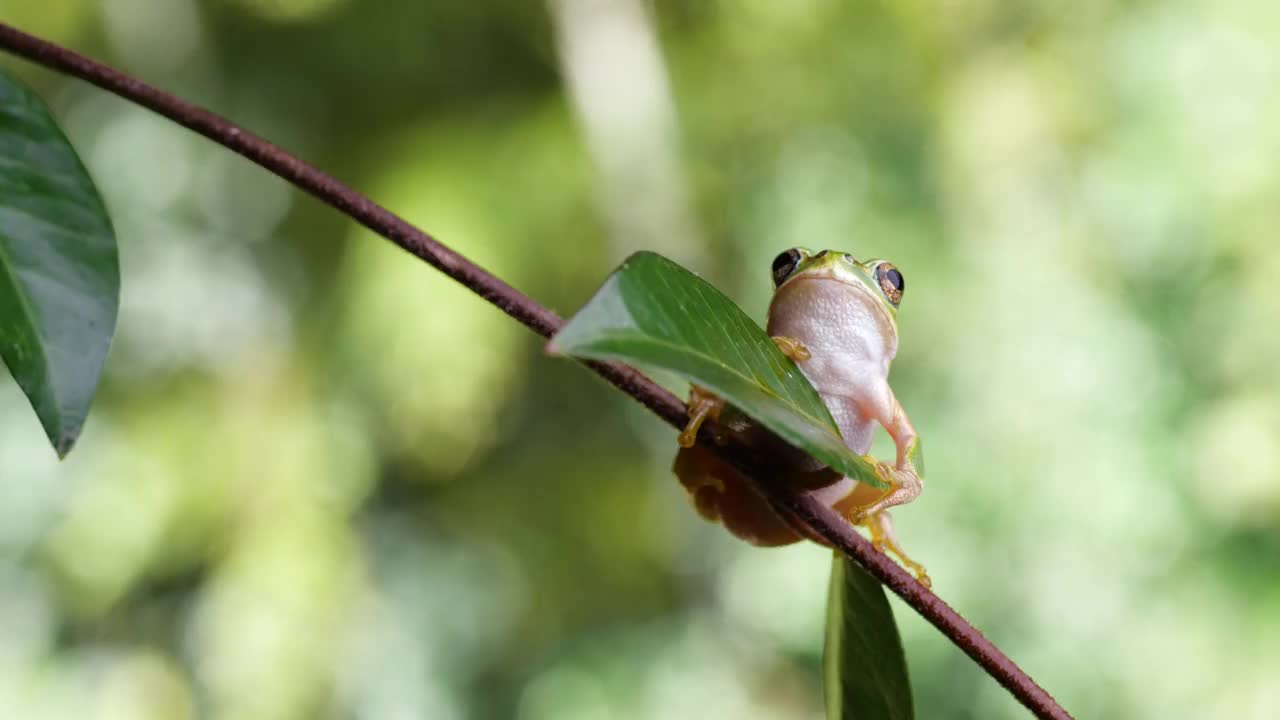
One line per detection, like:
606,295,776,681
770,247,905,324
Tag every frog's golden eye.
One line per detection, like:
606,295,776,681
875,262,905,305
772,248,804,287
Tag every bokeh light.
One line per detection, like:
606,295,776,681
1,1,1278,718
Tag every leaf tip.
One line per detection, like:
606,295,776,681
52,427,81,460
30,405,86,460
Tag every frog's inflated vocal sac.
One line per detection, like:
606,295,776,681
672,248,929,586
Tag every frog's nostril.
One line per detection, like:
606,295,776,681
814,250,828,259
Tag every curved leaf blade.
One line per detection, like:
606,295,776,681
551,251,883,486
825,554,915,720
0,68,119,457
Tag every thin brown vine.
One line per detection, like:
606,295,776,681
0,21,1071,720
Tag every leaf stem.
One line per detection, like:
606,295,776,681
0,22,1071,720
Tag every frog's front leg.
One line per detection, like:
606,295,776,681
771,335,811,362
678,385,724,448
681,336,809,447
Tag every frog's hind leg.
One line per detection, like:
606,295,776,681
678,385,724,448
852,461,923,520
863,510,931,588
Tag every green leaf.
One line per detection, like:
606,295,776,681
0,68,119,457
824,554,915,720
550,251,883,487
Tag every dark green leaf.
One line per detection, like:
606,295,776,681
824,554,915,720
550,251,884,487
0,68,119,457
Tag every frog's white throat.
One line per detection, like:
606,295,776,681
765,276,898,399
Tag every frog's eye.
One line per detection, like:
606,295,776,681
771,248,804,287
875,262,905,305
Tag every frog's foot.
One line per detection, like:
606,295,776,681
852,461,923,520
678,385,725,448
771,335,811,362
863,510,931,588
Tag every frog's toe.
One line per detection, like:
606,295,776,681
771,335,812,362
863,510,930,587
913,567,932,589
678,385,724,448
677,412,705,447
856,465,922,518
677,425,699,448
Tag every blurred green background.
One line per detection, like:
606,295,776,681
2,1,1278,718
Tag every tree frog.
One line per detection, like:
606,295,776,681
672,248,929,586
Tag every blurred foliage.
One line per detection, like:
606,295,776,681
1,0,1279,718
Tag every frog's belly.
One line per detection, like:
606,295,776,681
768,310,881,458
765,280,894,398
823,394,875,455
807,401,876,506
